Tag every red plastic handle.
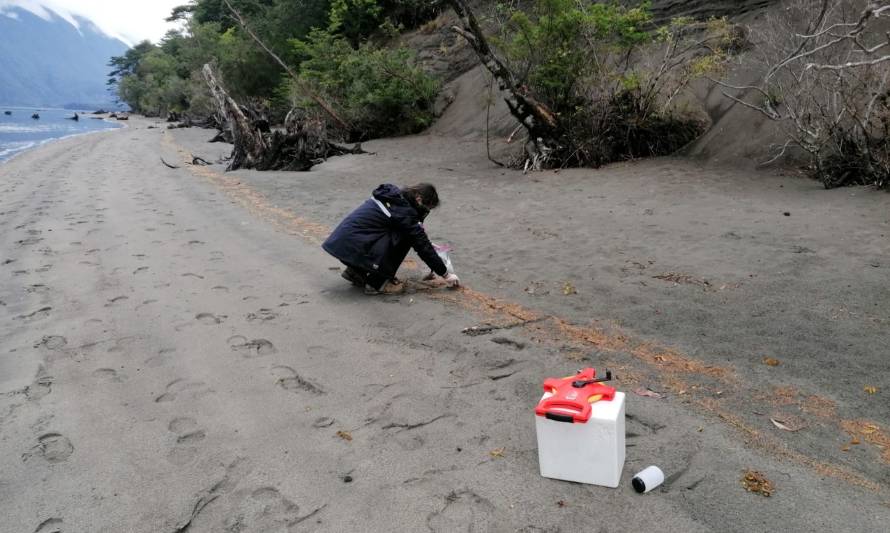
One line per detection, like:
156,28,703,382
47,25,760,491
535,368,616,423
535,397,591,423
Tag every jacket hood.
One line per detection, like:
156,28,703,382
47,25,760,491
372,184,406,205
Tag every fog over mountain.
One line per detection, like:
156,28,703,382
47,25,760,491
0,4,129,108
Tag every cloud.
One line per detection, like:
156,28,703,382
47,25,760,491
0,0,81,31
0,0,184,45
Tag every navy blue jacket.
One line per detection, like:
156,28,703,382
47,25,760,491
322,184,448,279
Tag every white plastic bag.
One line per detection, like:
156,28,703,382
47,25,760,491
433,243,455,275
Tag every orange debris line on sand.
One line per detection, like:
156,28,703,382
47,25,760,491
755,385,839,420
696,397,881,491
163,132,332,245
842,420,890,463
435,287,735,384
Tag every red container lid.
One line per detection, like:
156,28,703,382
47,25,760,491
534,368,616,423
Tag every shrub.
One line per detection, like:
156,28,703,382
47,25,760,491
290,29,440,140
719,0,890,189
486,0,735,167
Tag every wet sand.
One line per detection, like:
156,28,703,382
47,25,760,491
1,118,888,532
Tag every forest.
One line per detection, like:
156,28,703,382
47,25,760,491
109,0,890,189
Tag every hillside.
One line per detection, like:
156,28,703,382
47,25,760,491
0,5,128,108
407,0,788,167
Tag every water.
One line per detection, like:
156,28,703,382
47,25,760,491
0,107,122,163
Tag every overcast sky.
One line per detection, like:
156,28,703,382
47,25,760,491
0,0,184,45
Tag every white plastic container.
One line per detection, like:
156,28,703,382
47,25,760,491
632,465,665,493
535,387,625,487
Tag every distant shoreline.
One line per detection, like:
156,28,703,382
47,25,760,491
0,113,123,165
0,105,117,112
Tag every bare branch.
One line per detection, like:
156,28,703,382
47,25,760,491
759,139,793,166
805,54,890,70
720,90,783,120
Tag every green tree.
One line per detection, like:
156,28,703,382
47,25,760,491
482,0,734,167
291,29,440,139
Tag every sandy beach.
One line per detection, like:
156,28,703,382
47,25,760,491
1,117,888,532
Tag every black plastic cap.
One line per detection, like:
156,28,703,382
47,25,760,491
632,476,646,493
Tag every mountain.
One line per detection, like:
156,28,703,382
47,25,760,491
0,5,129,108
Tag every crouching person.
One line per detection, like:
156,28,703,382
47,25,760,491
322,183,460,294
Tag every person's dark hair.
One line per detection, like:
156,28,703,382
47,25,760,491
402,183,439,209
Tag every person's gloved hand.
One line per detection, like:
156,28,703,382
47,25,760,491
444,273,461,288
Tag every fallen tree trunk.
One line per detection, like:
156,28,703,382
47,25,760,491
201,64,364,171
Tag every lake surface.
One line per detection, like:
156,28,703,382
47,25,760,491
0,107,121,162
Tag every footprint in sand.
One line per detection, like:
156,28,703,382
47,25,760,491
211,286,229,293
155,378,212,403
426,490,496,531
22,433,74,464
133,267,149,275
229,336,277,358
195,312,227,325
105,296,129,307
271,366,324,395
26,371,53,401
92,368,127,383
33,518,63,533
15,307,51,322
26,284,49,294
144,348,175,368
167,416,205,465
312,417,335,428
246,309,279,322
222,487,308,531
16,236,43,246
182,273,205,280
35,335,67,350
490,337,526,351
307,345,336,358
209,251,225,262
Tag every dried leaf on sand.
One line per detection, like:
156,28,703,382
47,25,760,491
633,387,665,399
864,385,878,394
741,470,773,497
562,282,577,295
762,357,781,367
489,447,505,458
770,416,805,432
336,430,353,441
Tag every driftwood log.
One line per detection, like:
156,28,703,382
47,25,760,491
201,63,364,171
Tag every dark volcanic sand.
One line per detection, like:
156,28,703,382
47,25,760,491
0,118,887,532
